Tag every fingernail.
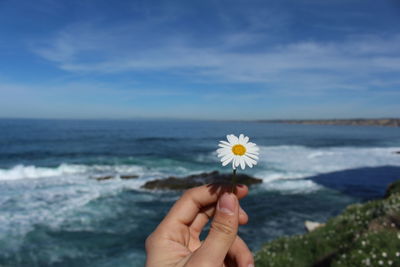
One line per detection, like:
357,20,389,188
248,264,254,267
218,193,235,215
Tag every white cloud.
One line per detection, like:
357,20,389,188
29,14,400,94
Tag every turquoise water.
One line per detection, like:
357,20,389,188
1,119,400,266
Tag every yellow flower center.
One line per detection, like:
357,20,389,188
232,144,246,156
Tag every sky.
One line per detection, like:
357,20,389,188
0,0,399,120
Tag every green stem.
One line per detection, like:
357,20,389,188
231,169,237,193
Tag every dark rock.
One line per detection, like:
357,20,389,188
394,151,400,154
95,175,114,181
385,180,400,198
368,212,400,231
141,171,262,190
120,175,139,179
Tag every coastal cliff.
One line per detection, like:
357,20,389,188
258,118,400,127
255,180,400,266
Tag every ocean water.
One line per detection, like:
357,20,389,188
1,119,400,266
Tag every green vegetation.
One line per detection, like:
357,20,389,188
255,180,400,267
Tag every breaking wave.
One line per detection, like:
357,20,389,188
254,145,400,182
0,164,145,181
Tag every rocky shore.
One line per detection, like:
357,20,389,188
141,171,262,190
93,170,263,190
93,174,139,181
255,180,400,266
258,118,400,127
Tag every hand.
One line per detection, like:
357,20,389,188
145,184,254,267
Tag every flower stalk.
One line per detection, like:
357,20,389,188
231,168,237,193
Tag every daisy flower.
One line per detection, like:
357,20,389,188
217,134,259,170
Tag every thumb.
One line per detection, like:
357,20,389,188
188,193,239,266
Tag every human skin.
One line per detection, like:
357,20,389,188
145,184,254,267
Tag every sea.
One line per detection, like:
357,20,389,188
1,119,400,267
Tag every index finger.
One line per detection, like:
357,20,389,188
161,184,248,228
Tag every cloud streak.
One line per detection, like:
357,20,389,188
26,0,400,97
32,19,400,93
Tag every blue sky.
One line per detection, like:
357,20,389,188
0,0,399,119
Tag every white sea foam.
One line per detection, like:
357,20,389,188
0,164,87,180
0,164,146,181
261,179,322,194
255,145,400,182
0,163,160,243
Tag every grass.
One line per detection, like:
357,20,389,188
255,180,400,267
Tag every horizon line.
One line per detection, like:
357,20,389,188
0,117,399,121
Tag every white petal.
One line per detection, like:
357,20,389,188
246,153,259,160
239,134,244,144
217,147,228,153
246,142,258,148
217,147,230,155
232,156,236,168
227,134,239,144
220,153,233,162
234,156,240,167
246,151,259,157
217,152,229,158
246,143,259,148
239,157,246,170
246,151,259,156
246,146,259,153
247,152,259,158
243,155,257,167
222,154,233,165
218,143,231,149
220,140,232,147
243,156,253,168
222,157,233,166
243,135,249,144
